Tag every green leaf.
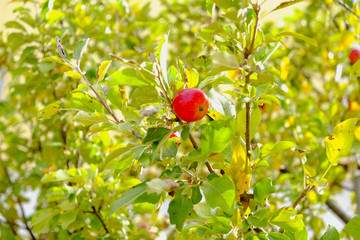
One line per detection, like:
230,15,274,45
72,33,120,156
43,56,71,66
96,60,112,82
211,52,239,74
47,10,65,25
262,141,295,158
181,127,190,141
5,20,27,32
142,127,171,144
254,178,276,206
168,194,193,230
325,118,358,166
39,101,61,120
212,0,233,10
269,232,291,240
237,107,261,141
109,185,147,216
66,71,82,79
201,118,235,156
73,111,110,127
191,186,202,204
345,215,360,240
303,165,316,177
276,32,318,47
320,225,339,240
31,208,57,234
200,175,235,215
59,210,78,229
74,38,90,62
208,216,232,234
351,59,360,78
270,0,305,13
207,88,236,116
106,86,125,110
247,208,273,228
271,208,305,232
46,187,65,202
185,68,199,88
198,76,233,89
107,68,153,86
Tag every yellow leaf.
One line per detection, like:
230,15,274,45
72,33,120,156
225,142,251,201
185,68,199,88
280,57,290,80
355,126,360,142
338,31,355,51
66,71,82,79
306,191,317,205
325,118,358,166
207,110,230,120
48,10,65,25
96,60,112,82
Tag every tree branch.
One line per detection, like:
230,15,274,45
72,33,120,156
4,168,36,240
189,133,215,174
325,199,351,223
91,206,109,234
336,0,360,20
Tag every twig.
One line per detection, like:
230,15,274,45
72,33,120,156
326,199,351,223
189,133,215,174
74,66,122,124
4,168,36,240
336,0,360,20
91,206,109,233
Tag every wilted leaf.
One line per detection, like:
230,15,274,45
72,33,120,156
39,101,61,119
325,118,358,166
225,142,251,199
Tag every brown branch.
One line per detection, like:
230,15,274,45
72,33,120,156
189,133,215,174
326,199,351,223
74,66,122,124
91,206,109,233
4,168,36,240
336,0,360,19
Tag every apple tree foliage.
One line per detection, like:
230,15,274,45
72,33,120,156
0,0,360,239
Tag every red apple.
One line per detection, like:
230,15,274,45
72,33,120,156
169,132,181,147
349,49,360,65
172,88,209,122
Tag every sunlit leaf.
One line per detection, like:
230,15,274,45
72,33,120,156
185,68,199,88
237,106,261,141
276,31,318,47
270,0,305,13
109,185,147,216
320,225,339,240
96,60,112,82
345,215,360,240
66,71,82,79
39,101,61,120
200,175,235,215
74,38,90,62
207,88,236,116
254,178,276,206
325,118,358,166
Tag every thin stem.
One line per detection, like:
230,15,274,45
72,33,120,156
336,0,360,19
91,206,109,234
189,133,215,174
4,168,36,240
74,66,122,124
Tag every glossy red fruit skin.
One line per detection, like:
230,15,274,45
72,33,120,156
349,49,360,65
172,88,209,122
169,132,181,147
